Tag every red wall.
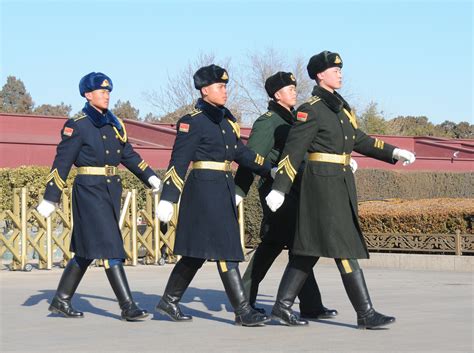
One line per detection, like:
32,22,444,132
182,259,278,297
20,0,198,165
1,113,473,171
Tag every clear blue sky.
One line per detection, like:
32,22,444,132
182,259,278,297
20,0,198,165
1,0,472,124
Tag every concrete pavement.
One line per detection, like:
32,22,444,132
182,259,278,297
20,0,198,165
1,253,473,353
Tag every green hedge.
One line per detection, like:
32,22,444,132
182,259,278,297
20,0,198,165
1,167,472,246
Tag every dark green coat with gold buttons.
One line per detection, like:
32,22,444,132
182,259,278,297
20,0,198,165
272,86,398,259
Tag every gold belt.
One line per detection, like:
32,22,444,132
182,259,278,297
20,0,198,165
192,161,232,172
77,166,118,176
307,152,351,166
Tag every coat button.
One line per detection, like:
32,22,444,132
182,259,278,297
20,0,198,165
222,130,226,134
344,136,348,140
106,150,110,154
225,174,228,178
225,145,229,149
166,181,170,185
279,170,284,174
343,168,346,172
234,145,237,149
102,135,107,139
117,178,121,182
340,120,343,124
107,179,111,183
49,182,54,186
117,149,121,153
353,135,355,140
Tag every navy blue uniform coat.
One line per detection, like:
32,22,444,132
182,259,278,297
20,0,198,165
160,99,270,261
43,104,156,259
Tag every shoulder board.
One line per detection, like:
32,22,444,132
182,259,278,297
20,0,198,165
72,114,87,122
307,95,321,105
264,111,273,117
189,109,202,117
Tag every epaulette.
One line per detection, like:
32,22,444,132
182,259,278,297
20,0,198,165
189,108,202,117
307,96,321,105
264,111,273,117
72,114,87,122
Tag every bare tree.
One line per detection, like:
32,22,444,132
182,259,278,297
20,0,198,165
143,48,317,125
143,53,236,122
233,47,314,124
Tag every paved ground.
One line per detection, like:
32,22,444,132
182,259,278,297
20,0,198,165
1,253,472,353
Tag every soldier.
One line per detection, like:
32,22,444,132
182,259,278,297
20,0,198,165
234,72,339,322
266,51,416,328
36,72,162,321
155,65,271,327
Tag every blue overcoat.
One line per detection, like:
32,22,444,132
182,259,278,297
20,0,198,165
160,99,270,261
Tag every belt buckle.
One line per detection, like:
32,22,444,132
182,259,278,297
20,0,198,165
344,155,351,165
105,166,115,176
224,161,231,172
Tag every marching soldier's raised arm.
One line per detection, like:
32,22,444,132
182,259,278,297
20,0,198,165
353,128,397,164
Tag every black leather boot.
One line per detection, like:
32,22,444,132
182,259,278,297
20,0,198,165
155,260,198,321
49,260,87,318
105,263,148,321
220,268,269,326
271,265,309,326
341,269,396,329
299,270,338,319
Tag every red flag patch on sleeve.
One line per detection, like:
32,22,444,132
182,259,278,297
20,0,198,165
63,127,74,136
296,112,308,122
179,123,190,133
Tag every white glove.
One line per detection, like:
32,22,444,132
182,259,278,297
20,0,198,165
393,148,416,166
235,194,243,207
265,190,285,212
148,175,162,193
37,199,56,218
270,167,278,179
156,200,174,223
349,158,358,173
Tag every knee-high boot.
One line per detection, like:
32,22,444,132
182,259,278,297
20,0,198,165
341,269,396,329
271,265,309,326
105,263,148,321
155,260,199,321
49,260,87,318
242,243,281,315
299,271,338,319
220,268,269,327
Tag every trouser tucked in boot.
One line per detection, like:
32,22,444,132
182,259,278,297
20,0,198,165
218,261,269,327
242,241,281,315
49,256,88,318
105,260,148,321
271,255,318,326
156,257,203,321
341,268,396,329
